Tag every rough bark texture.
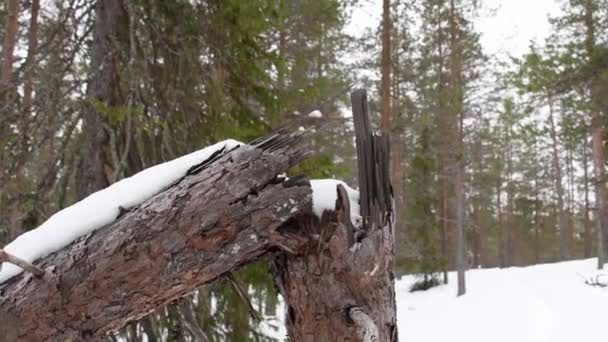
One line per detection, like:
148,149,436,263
0,140,314,341
275,90,398,342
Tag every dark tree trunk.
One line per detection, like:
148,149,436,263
23,0,40,114
584,0,608,267
1,0,18,95
583,138,592,258
548,96,568,261
76,0,130,200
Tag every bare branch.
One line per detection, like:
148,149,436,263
0,250,44,278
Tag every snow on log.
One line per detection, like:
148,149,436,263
0,134,317,341
0,140,242,284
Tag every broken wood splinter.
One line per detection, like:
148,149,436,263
0,250,45,278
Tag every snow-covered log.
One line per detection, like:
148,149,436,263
0,135,315,341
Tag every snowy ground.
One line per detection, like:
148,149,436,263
263,259,608,341
397,259,608,342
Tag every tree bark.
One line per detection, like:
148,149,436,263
381,0,404,270
23,0,40,113
584,0,608,267
1,0,19,96
449,0,466,295
583,138,592,258
496,158,504,268
0,141,314,341
380,0,392,135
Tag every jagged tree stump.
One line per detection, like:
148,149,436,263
273,90,398,342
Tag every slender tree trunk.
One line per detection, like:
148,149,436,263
534,175,541,264
381,0,404,252
497,157,504,268
441,172,449,282
584,0,607,267
381,0,392,135
1,0,19,97
435,9,451,279
592,127,606,268
583,138,592,258
455,157,466,295
547,95,568,260
23,0,40,113
448,0,466,296
506,125,513,266
567,144,576,258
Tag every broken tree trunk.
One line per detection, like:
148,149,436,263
0,91,399,342
274,90,398,342
0,136,316,341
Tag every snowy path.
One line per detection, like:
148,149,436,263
396,259,608,342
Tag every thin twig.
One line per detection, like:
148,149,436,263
226,273,262,322
0,249,45,277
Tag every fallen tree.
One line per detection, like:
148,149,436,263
0,90,397,341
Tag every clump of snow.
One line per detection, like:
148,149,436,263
308,110,323,118
397,258,608,342
310,179,361,227
0,140,242,284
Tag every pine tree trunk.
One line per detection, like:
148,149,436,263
449,0,466,295
584,0,608,267
23,0,39,113
1,0,18,96
583,139,592,258
380,0,392,135
548,96,568,261
76,0,129,200
592,127,606,268
534,176,541,264
497,164,504,268
506,121,514,266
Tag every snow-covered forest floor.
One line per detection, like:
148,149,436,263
396,259,608,342
262,259,608,341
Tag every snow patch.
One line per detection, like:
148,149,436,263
0,140,242,284
310,179,361,227
308,110,323,118
397,258,608,342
